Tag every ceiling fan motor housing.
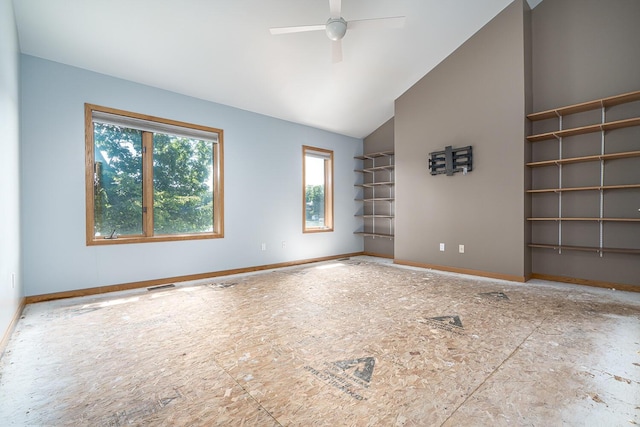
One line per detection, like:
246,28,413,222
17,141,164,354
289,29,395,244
325,17,347,41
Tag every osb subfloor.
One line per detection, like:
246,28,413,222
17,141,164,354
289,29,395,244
1,257,639,426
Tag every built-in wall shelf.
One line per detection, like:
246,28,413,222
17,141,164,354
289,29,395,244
527,217,640,222
527,184,640,193
526,151,640,168
527,117,640,143
355,197,395,202
528,243,640,255
354,231,395,239
526,90,640,257
527,90,640,121
354,151,394,160
354,151,394,240
354,165,395,173
354,181,394,188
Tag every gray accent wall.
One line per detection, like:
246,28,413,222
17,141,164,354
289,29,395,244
395,0,531,280
20,56,363,296
0,0,22,341
530,0,640,286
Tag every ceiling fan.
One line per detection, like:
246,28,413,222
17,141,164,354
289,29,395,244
269,0,405,63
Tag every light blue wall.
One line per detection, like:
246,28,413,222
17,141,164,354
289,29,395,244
20,55,363,296
0,0,22,336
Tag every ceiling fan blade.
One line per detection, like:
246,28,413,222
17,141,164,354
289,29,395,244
347,16,406,30
270,24,326,35
332,40,343,63
329,0,342,18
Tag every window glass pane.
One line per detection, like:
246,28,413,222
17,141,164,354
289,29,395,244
153,133,214,235
305,155,326,228
93,123,143,236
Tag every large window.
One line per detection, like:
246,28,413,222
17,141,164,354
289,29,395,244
85,104,223,245
303,145,333,232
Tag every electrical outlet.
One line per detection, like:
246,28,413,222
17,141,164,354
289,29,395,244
439,243,445,252
282,241,286,249
11,273,16,288
261,243,266,251
459,244,465,254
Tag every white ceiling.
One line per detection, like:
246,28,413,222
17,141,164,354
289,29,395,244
12,0,542,139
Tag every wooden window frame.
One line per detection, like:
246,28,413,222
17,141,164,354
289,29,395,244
85,103,224,245
302,145,334,233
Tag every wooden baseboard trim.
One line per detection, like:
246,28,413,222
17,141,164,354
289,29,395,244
25,252,366,304
362,251,394,259
530,273,639,293
1,297,26,357
394,259,527,283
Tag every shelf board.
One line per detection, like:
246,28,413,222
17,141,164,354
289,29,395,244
355,165,395,173
527,184,640,193
526,150,640,168
354,231,394,239
527,90,640,121
354,151,394,160
529,243,640,254
354,198,395,202
528,217,640,222
355,181,394,188
355,214,394,219
527,117,640,142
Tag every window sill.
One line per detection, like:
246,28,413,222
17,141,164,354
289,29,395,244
303,227,334,234
87,232,223,246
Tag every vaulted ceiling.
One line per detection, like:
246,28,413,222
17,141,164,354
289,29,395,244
12,0,541,138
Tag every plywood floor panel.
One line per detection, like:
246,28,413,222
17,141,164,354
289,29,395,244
1,257,639,426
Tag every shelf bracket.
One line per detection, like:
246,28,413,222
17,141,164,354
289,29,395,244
599,106,606,257
557,115,563,254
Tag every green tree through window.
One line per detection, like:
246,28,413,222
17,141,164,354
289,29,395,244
305,184,325,226
152,133,213,235
93,124,143,236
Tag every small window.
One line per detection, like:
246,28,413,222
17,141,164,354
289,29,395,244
303,145,333,232
85,104,223,245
